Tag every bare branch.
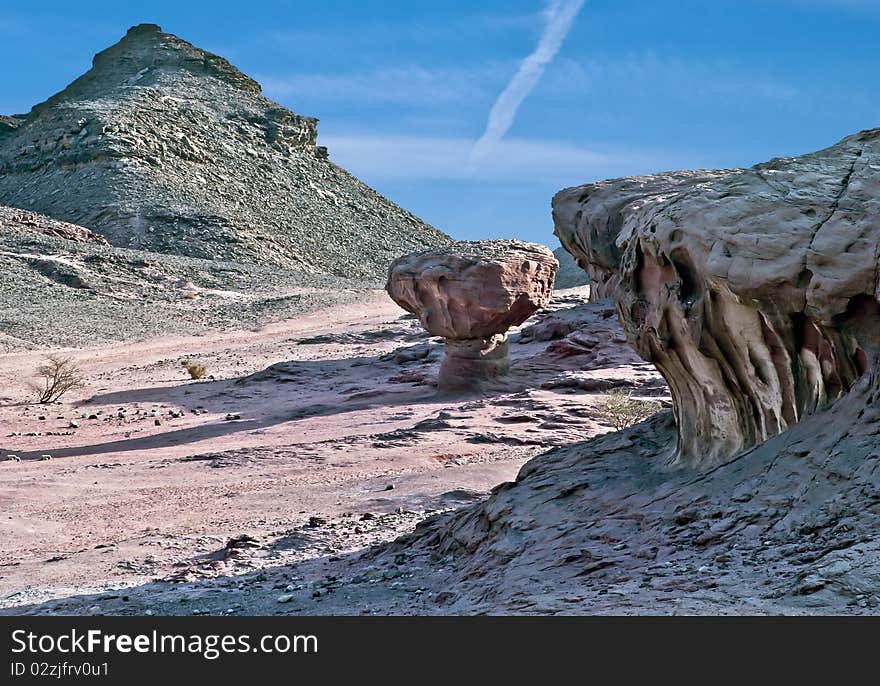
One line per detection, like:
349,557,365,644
30,354,86,404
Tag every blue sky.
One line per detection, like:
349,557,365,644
1,0,878,246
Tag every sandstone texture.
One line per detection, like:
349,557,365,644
554,129,880,465
0,24,449,281
386,240,558,391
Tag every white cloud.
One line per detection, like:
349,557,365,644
321,133,696,184
259,63,508,106
544,53,801,102
469,0,585,168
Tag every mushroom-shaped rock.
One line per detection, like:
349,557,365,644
386,240,558,391
553,128,880,466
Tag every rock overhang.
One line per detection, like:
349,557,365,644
553,128,880,466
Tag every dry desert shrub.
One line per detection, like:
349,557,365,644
29,354,86,404
182,359,208,380
597,388,662,431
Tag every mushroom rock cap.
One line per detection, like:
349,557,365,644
552,127,880,465
386,240,558,339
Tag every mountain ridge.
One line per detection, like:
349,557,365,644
0,24,450,281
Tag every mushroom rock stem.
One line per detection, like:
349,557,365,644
439,334,509,392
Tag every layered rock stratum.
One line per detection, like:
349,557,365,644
0,205,108,245
0,24,449,281
553,129,879,465
386,240,558,391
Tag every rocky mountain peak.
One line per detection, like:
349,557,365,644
30,23,262,118
0,26,449,280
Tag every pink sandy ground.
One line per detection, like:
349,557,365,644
0,287,661,606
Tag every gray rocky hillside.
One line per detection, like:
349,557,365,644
552,246,588,289
0,24,449,281
0,204,369,351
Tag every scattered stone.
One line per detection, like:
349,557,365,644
794,575,827,595
225,534,260,550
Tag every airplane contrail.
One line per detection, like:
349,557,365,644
468,0,585,169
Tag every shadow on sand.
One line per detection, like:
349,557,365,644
0,488,488,617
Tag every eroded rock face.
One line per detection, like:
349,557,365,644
552,246,589,290
553,128,880,465
386,240,558,391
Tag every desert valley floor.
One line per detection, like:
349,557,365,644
2,24,878,617
0,286,669,615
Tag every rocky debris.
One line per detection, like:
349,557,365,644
380,342,437,365
540,374,637,392
0,115,24,134
225,534,260,551
553,128,880,465
297,322,428,346
0,202,372,350
386,240,558,391
379,357,880,615
552,247,589,290
0,24,449,281
545,330,603,357
518,317,575,342
0,206,108,245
